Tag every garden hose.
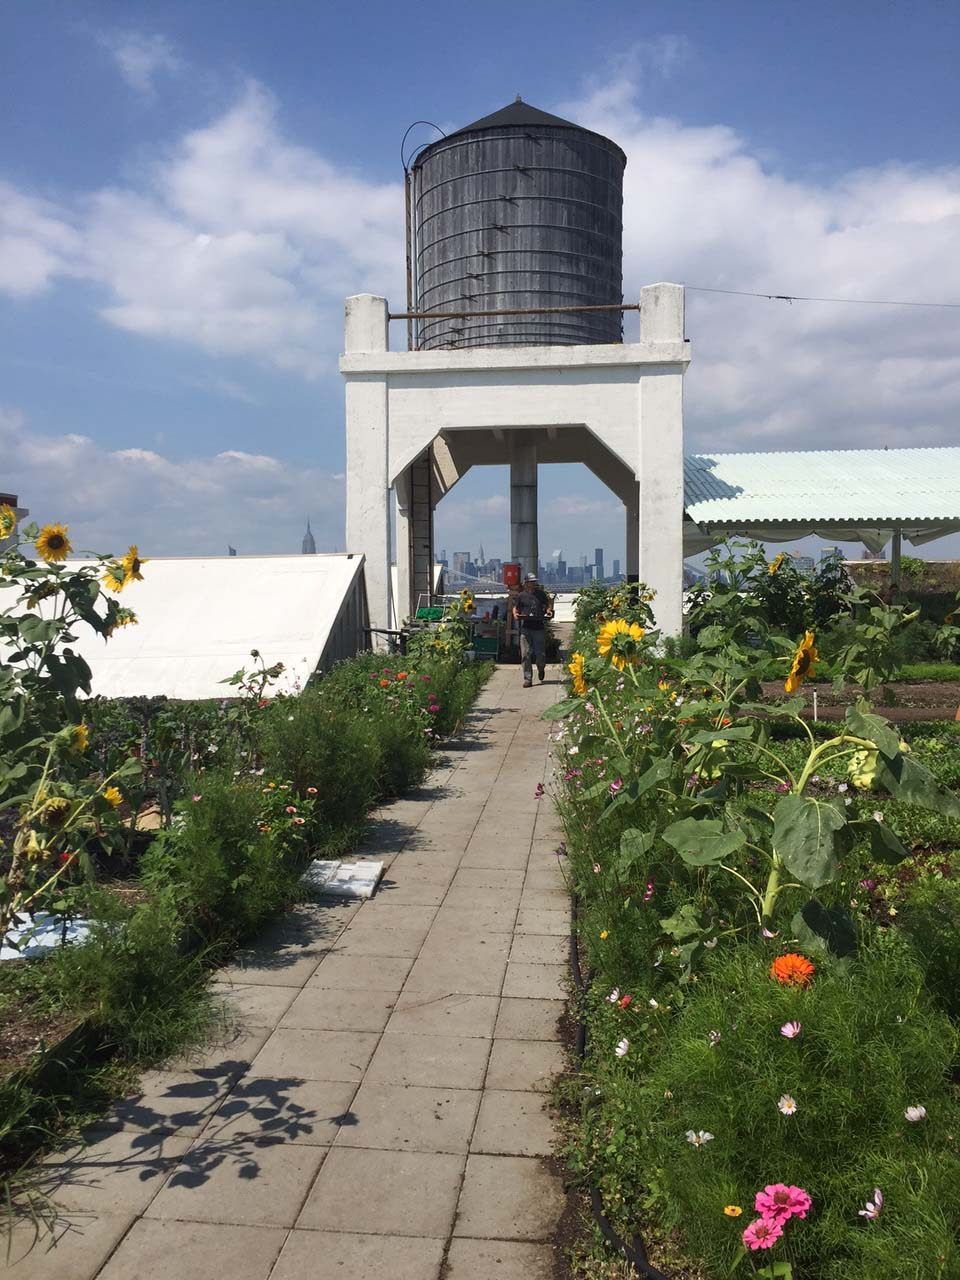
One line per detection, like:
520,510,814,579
569,891,671,1280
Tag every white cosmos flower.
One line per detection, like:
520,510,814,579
704,937,718,949
607,987,620,1003
685,1129,714,1147
778,1093,798,1115
873,810,884,822
859,1188,883,1219
904,1105,927,1123
615,1038,630,1057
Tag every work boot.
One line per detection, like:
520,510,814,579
538,667,546,683
523,680,532,689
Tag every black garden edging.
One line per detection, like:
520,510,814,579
568,891,671,1280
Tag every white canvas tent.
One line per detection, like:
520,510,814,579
58,554,368,700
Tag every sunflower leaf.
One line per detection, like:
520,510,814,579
662,816,746,865
774,794,846,889
792,897,857,958
540,699,582,721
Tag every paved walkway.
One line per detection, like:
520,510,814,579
6,666,568,1280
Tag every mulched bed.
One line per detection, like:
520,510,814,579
0,968,85,1078
761,680,959,723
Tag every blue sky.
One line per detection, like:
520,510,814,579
2,1,959,564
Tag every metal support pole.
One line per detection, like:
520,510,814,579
890,528,902,595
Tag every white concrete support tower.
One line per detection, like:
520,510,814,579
341,283,690,640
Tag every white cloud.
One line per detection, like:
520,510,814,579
0,407,344,556
98,31,181,95
0,183,80,296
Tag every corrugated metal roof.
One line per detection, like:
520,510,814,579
51,555,365,700
684,447,960,527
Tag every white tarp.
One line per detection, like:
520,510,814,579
47,554,366,700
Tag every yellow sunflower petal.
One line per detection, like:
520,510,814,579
35,523,72,563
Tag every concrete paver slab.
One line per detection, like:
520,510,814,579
279,986,397,1032
364,1032,491,1089
297,1148,464,1235
372,878,447,905
403,950,507,996
509,933,567,965
251,1028,379,1080
40,1129,193,1214
386,991,499,1038
209,982,297,1027
471,1090,557,1156
449,867,525,890
349,902,438,931
98,1069,232,1136
501,962,567,1000
444,1238,557,1278
514,908,569,936
218,949,326,988
454,1154,566,1240
307,952,413,991
208,1076,357,1146
146,1137,325,1227
270,1230,444,1280
485,1039,564,1092
0,1213,135,1280
495,998,564,1042
335,1082,480,1154
97,1219,286,1280
333,925,429,958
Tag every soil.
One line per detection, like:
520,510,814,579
761,680,960,723
0,968,86,1077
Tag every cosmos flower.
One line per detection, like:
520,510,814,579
777,1094,798,1116
615,1038,629,1058
780,1021,802,1039
708,1030,721,1047
904,1105,927,1123
607,988,620,1003
858,1188,883,1220
685,1130,714,1148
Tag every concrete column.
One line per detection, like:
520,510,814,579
625,485,640,582
395,471,412,630
637,283,685,636
510,434,538,577
344,295,392,639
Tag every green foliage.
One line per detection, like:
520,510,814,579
636,941,960,1280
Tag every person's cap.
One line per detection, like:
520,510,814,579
524,571,537,581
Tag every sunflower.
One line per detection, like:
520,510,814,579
768,553,785,575
102,786,123,809
105,606,138,636
40,796,71,828
102,561,127,593
770,953,815,988
568,651,588,697
0,504,16,540
120,545,147,588
784,630,818,694
71,723,90,752
597,619,646,671
35,523,72,563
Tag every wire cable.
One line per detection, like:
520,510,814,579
685,285,960,310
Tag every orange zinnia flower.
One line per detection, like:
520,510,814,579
770,953,815,988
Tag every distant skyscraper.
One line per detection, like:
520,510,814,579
594,547,604,578
612,558,621,579
302,519,317,554
228,545,237,557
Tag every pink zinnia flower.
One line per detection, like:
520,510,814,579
755,1184,812,1224
742,1217,784,1251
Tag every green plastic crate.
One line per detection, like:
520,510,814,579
474,636,499,657
415,606,444,621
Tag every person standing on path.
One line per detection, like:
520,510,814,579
513,571,554,688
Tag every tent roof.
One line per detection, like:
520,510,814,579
63,555,365,700
684,447,960,534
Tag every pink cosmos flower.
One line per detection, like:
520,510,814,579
534,783,545,800
609,777,623,796
780,1020,802,1039
742,1217,784,1251
306,786,318,795
285,805,297,814
859,1188,883,1220
192,794,202,803
643,880,654,902
755,1184,812,1224
292,817,306,826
